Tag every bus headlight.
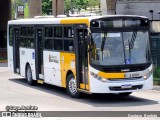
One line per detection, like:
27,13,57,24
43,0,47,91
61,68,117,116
143,69,153,80
90,72,108,82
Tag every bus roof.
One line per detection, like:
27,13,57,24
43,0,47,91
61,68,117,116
8,15,148,26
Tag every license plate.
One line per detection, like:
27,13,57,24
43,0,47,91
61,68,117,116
130,73,140,77
121,84,132,89
125,73,140,78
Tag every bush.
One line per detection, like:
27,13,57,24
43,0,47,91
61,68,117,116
153,67,160,85
153,67,160,79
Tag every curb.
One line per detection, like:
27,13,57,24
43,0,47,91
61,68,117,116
153,86,160,91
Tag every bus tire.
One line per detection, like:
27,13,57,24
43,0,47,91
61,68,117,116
26,65,35,86
119,92,132,97
66,74,80,98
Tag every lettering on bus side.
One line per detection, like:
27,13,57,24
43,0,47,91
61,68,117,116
32,52,35,59
61,56,64,63
49,55,59,63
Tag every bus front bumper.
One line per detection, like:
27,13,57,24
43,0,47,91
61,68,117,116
89,75,153,94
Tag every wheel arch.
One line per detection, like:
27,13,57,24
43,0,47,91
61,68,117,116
65,70,75,87
66,70,74,80
25,62,30,77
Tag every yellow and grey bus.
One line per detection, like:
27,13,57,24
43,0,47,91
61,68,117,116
7,15,153,97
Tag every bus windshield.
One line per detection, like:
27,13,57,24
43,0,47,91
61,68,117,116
90,31,150,66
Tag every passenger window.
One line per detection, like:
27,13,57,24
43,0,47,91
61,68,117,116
64,27,74,38
45,39,54,50
45,27,53,37
9,27,13,46
54,39,63,50
28,27,34,36
64,40,74,52
19,26,35,48
21,27,27,36
26,38,34,48
20,38,26,47
54,27,62,37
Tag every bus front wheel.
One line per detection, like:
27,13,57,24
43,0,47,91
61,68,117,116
66,74,80,98
26,65,35,86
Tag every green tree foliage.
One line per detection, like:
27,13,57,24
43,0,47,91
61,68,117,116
65,0,89,14
12,0,29,19
42,0,52,15
88,0,100,7
65,0,100,14
12,0,24,19
88,0,100,12
76,0,89,10
24,3,29,18
64,0,71,15
42,0,100,15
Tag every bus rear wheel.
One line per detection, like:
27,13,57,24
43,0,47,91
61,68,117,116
66,74,80,98
119,92,132,97
26,65,35,85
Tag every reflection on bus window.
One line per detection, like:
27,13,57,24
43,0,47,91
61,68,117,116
64,40,74,52
54,27,62,37
91,31,149,66
45,39,54,50
54,39,63,50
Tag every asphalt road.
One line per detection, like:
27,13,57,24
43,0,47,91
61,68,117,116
0,63,160,119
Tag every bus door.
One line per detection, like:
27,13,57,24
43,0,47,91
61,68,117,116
74,25,89,91
13,27,20,74
35,28,44,80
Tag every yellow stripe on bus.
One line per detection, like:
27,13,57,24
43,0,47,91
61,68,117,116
98,72,125,79
60,18,90,26
37,80,44,84
60,52,76,88
80,84,89,90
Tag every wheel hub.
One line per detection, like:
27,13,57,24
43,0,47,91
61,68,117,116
27,68,32,82
69,78,77,94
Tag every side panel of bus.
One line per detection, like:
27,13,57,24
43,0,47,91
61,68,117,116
19,48,36,80
7,26,14,72
43,51,61,86
8,26,21,74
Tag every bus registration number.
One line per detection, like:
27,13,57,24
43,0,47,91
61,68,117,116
125,73,140,78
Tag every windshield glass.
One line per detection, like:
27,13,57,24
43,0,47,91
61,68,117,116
90,31,150,66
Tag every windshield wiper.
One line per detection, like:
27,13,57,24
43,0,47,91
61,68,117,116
128,31,137,60
101,33,107,60
101,37,106,51
129,32,137,49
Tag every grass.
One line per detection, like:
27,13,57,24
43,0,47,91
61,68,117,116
154,77,160,85
153,67,160,85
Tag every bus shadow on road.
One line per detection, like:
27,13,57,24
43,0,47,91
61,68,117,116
9,78,159,108
9,78,68,97
82,93,159,108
